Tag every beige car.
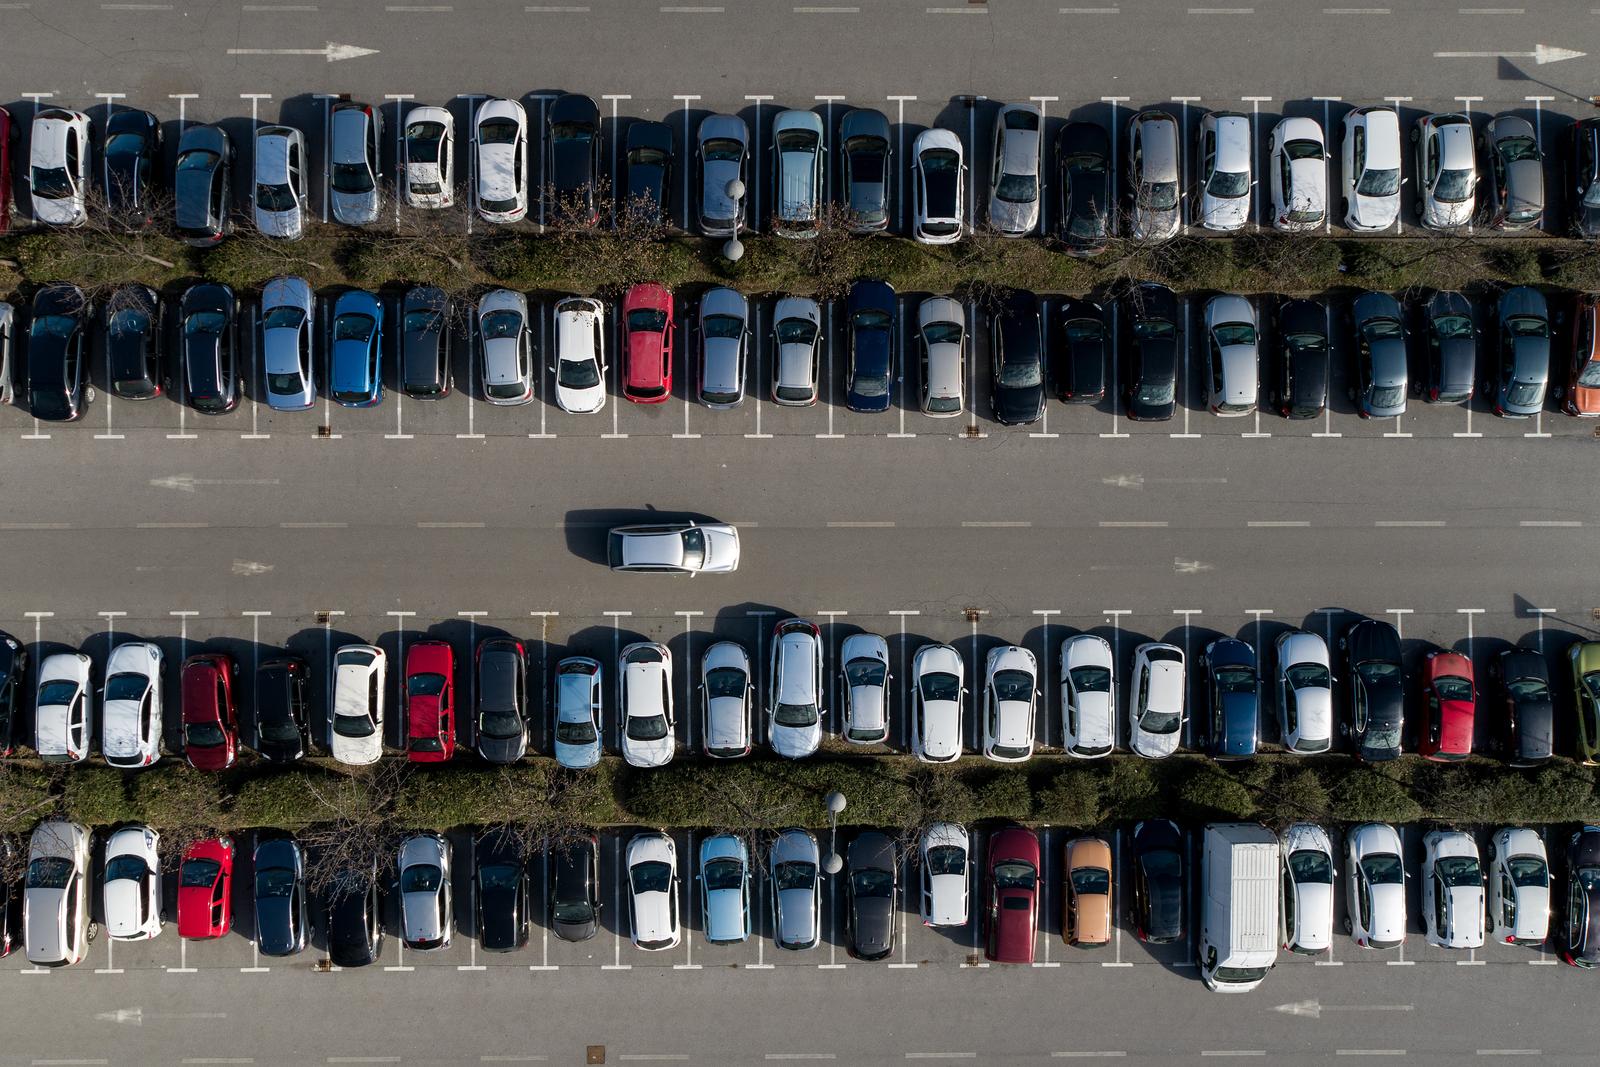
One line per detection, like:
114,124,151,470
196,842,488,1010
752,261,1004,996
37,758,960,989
1064,836,1113,946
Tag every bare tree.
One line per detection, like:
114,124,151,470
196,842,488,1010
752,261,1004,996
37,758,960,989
298,761,410,895
478,764,609,862
23,186,185,306
543,178,672,293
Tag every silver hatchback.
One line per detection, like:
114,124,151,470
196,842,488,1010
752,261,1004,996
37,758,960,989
772,296,822,406
329,101,383,226
698,287,749,408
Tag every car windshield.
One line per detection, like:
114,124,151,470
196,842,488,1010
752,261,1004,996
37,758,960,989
991,669,1033,701
1434,167,1473,203
104,673,148,702
256,867,296,899
1357,166,1401,198
406,122,445,162
26,856,73,889
1142,181,1179,211
920,148,958,175
1285,139,1324,161
105,855,150,883
37,680,78,706
923,322,962,347
1498,135,1539,163
703,314,743,340
1362,854,1403,885
401,863,442,894
105,131,147,158
556,717,598,745
852,868,895,898
1065,319,1104,344
774,702,819,728
1212,323,1256,348
845,659,887,689
774,860,816,891
626,714,669,742
703,857,744,892
332,161,373,195
920,672,959,702
1289,848,1333,884
927,844,965,876
1506,315,1548,338
1432,313,1472,339
852,372,890,398
1206,170,1249,198
1136,381,1175,407
1577,360,1600,389
333,711,376,738
257,182,298,213
1139,705,1181,734
1286,663,1330,690
31,164,75,199
408,673,447,699
705,666,747,699
558,353,601,389
1134,318,1175,340
185,311,226,336
1364,317,1402,341
1508,856,1547,887
553,899,594,925
1215,666,1255,694
998,358,1042,389
1071,866,1110,895
267,372,303,395
995,172,1038,204
630,860,672,895
628,308,668,334
1435,855,1481,888
1506,677,1548,700
774,316,818,348
177,148,216,175
258,715,301,743
334,314,374,343
264,306,306,332
1432,675,1472,701
1288,332,1325,354
180,858,221,888
186,722,226,748
481,309,522,340
992,860,1036,891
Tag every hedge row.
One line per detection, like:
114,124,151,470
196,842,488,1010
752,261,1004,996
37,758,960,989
5,227,1600,304
6,754,1600,836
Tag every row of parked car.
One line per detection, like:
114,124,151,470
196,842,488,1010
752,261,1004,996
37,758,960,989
13,818,1600,979
9,97,1600,244
6,618,1600,769
9,278,1600,423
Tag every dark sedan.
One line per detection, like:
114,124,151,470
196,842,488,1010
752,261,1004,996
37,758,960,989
846,280,895,413
840,107,891,234
624,120,673,226
551,835,600,942
1131,819,1183,944
253,656,309,763
1563,826,1600,967
1496,647,1553,767
252,835,309,958
105,284,163,400
1056,298,1107,403
180,283,239,414
475,637,528,763
1568,117,1600,239
1419,290,1477,404
475,831,530,953
401,286,451,400
1493,286,1550,418
1205,638,1259,760
0,631,27,758
1055,120,1112,255
173,123,232,247
1350,291,1408,418
845,832,898,961
1123,283,1179,421
1341,619,1404,762
990,289,1045,426
28,283,90,422
326,863,384,968
548,93,601,226
102,108,162,227
1272,297,1328,419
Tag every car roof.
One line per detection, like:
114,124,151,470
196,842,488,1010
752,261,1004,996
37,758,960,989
1208,112,1252,171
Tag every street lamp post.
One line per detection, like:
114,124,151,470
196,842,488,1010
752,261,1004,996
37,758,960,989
722,178,746,261
823,790,846,874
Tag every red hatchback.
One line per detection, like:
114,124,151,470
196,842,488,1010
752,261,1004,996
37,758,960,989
622,283,674,403
984,825,1040,964
405,639,456,762
1420,650,1475,761
182,653,239,770
177,835,234,940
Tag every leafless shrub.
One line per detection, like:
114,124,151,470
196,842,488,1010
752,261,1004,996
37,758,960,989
299,761,410,895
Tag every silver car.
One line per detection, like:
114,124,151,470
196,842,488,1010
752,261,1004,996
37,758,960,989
260,276,316,411
917,296,966,418
769,618,824,760
988,103,1042,237
770,827,821,951
772,296,822,406
700,640,754,759
841,633,891,745
329,101,383,226
402,105,454,209
1484,114,1544,231
397,833,452,951
101,641,164,769
698,287,749,408
477,289,533,406
1203,293,1258,416
25,819,92,967
1128,110,1182,242
698,113,749,238
252,125,308,239
553,656,602,770
772,109,824,239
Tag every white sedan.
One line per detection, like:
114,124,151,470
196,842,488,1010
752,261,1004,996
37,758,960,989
552,656,602,770
1345,822,1406,950
1061,635,1115,758
1487,826,1549,947
840,633,890,745
401,105,454,209
35,651,94,765
101,641,164,769
1128,643,1185,759
29,108,92,226
103,825,162,940
981,645,1037,762
329,644,386,766
1280,822,1334,954
619,642,675,768
627,832,681,951
1274,630,1333,754
474,98,529,224
918,822,969,928
912,644,964,763
1340,105,1402,232
911,128,966,245
1422,830,1485,949
1268,117,1327,232
554,296,607,414
607,522,741,574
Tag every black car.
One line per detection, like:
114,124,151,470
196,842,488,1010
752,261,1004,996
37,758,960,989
845,280,895,413
1055,120,1112,255
0,630,26,757
1056,298,1107,403
1563,826,1600,968
1204,638,1259,761
28,283,90,422
179,282,238,414
623,120,674,226
1123,283,1179,421
989,289,1045,426
550,835,600,942
548,93,601,226
1567,117,1600,240
1495,647,1553,767
1340,619,1404,762
173,123,232,247
400,285,451,400
475,637,528,764
0,838,19,959
253,656,310,763
101,108,162,227
326,862,384,968
1130,819,1183,945
1272,297,1328,419
252,835,309,958
104,284,164,400
840,107,891,234
1419,290,1477,404
845,831,897,961
474,831,530,953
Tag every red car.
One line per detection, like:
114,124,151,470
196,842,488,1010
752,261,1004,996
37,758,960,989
182,653,239,770
177,835,234,940
1419,649,1475,761
405,638,456,762
622,283,674,403
984,825,1040,964
0,107,12,233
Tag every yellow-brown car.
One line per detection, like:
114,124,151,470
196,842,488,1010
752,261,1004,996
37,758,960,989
1564,293,1600,417
1064,836,1113,946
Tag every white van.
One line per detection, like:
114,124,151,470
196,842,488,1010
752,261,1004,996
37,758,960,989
1197,822,1280,992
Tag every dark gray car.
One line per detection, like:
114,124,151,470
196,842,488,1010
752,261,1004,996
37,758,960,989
173,124,232,247
401,286,451,400
840,108,891,234
252,835,308,957
1419,290,1477,404
1493,286,1549,418
845,832,898,961
1350,291,1408,418
475,638,527,763
1483,115,1544,231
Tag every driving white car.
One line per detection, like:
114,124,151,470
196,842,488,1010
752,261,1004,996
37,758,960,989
101,641,164,769
1422,830,1486,949
1486,826,1549,947
552,656,602,770
1061,635,1116,758
1345,822,1406,950
841,633,891,745
329,644,386,766
919,821,970,928
607,522,741,574
103,825,162,941
627,832,681,951
1280,822,1334,955
982,645,1037,763
619,642,675,768
1129,643,1185,759
912,644,965,763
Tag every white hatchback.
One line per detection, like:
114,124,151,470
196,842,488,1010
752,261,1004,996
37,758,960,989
1345,822,1406,950
329,644,386,766
474,98,529,224
103,825,162,941
101,641,164,769
401,105,454,209
1129,643,1185,759
619,642,675,768
1341,105,1402,231
919,822,970,928
1267,117,1327,232
1280,822,1334,954
1487,826,1549,947
554,296,607,414
627,832,681,951
982,645,1037,763
912,644,964,763
1061,635,1115,758
1422,830,1485,949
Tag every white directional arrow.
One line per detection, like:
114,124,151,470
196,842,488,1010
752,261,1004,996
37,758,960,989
1274,1000,1415,1020
1433,44,1586,65
95,1008,230,1026
150,475,282,492
1174,558,1213,574
1102,473,1145,489
226,41,379,62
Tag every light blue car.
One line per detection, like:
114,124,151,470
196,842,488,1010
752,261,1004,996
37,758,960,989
553,656,602,770
260,276,315,411
330,288,384,408
698,833,751,945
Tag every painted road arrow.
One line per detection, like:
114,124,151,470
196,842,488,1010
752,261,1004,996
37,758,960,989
1274,1000,1415,1020
226,41,379,62
1433,43,1586,65
150,475,282,492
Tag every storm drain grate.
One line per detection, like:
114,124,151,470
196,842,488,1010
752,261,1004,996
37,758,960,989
315,610,332,625
587,1047,606,1065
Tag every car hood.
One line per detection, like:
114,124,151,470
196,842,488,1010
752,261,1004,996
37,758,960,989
1134,205,1180,241
623,732,674,768
1287,158,1326,213
701,528,740,572
990,196,1037,234
330,188,378,225
1291,881,1333,951
554,735,600,769
103,879,147,937
994,381,1044,424
770,720,822,759
1132,726,1180,759
331,731,381,765
256,201,302,238
927,873,966,925
920,699,961,758
1202,195,1250,230
778,888,817,944
1350,188,1399,229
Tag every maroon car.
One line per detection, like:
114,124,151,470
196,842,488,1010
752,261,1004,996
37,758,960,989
182,653,239,771
984,825,1040,964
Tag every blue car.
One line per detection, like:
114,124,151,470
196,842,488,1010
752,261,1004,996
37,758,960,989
698,833,751,945
846,280,895,413
1204,637,1259,761
330,288,384,407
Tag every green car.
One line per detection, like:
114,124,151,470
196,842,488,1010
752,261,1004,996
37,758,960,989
1572,641,1600,764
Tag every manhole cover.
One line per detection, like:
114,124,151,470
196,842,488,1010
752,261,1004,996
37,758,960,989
317,424,333,438
587,1047,606,1065
315,610,332,625
965,953,981,967
964,608,983,623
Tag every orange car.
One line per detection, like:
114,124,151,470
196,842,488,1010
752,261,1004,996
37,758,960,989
1565,293,1600,416
1064,836,1113,946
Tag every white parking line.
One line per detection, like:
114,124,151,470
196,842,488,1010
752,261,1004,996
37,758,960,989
1323,6,1389,12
